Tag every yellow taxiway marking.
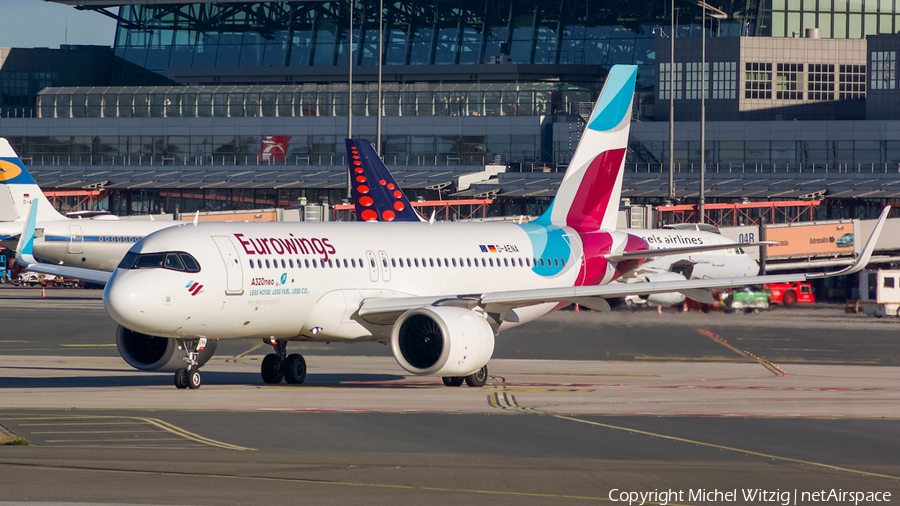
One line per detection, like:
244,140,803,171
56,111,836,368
483,387,594,393
21,422,144,427
60,344,117,347
231,343,264,360
0,461,693,505
551,414,900,481
0,415,254,451
44,438,182,443
630,355,738,362
518,373,658,378
62,360,123,365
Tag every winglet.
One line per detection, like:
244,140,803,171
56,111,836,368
15,198,39,266
809,205,891,278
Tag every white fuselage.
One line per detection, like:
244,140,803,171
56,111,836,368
104,221,590,343
626,228,759,280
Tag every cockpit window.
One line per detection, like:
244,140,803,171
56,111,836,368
135,253,165,269
119,251,201,273
181,255,200,272
164,253,185,271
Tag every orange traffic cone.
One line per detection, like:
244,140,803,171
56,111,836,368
657,305,662,315
41,287,45,298
574,304,580,312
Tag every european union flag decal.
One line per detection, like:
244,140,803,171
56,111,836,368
479,245,488,252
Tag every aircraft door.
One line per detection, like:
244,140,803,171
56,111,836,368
68,225,83,254
712,248,725,267
212,235,244,295
366,251,379,282
378,250,391,282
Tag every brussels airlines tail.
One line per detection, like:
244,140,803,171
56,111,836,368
346,139,421,222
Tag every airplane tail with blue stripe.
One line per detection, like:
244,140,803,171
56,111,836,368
346,139,421,222
539,65,637,233
0,138,65,222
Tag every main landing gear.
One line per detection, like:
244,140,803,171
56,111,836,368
441,365,488,388
174,337,208,389
261,339,307,385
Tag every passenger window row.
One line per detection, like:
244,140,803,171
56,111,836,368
100,236,140,243
248,255,567,270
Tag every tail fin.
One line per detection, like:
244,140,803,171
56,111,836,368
0,138,65,222
539,65,637,232
346,139,421,222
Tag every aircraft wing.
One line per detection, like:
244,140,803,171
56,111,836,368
21,262,112,285
359,206,890,322
14,198,111,286
604,241,777,262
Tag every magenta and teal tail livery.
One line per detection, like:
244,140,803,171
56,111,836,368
539,65,637,233
346,139,420,222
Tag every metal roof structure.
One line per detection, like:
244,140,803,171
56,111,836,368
27,164,900,201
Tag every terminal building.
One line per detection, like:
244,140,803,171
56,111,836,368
2,0,900,222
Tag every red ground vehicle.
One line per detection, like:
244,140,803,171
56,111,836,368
766,282,815,306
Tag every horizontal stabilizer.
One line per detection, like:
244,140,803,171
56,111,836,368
23,263,111,286
679,289,715,304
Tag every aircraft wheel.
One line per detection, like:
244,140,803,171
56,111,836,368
261,354,284,384
442,377,464,387
284,354,307,384
464,366,488,387
174,369,188,389
187,369,202,389
783,290,797,307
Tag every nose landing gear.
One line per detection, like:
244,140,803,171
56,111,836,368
261,339,307,385
174,337,208,389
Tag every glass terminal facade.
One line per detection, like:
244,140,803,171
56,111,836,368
36,82,589,119
110,0,900,88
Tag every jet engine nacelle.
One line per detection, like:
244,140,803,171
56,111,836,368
641,272,687,306
391,306,494,377
116,325,217,371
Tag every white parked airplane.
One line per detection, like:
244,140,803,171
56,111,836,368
91,65,888,390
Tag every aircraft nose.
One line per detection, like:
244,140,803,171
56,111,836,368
103,270,149,329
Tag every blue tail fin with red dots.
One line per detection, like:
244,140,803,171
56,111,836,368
346,139,421,222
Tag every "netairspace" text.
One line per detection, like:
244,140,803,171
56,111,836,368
607,488,891,505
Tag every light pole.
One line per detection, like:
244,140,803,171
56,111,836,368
376,0,383,155
669,0,675,203
347,0,354,200
692,0,726,223
700,1,705,223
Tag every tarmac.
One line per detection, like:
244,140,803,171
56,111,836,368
0,286,898,505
